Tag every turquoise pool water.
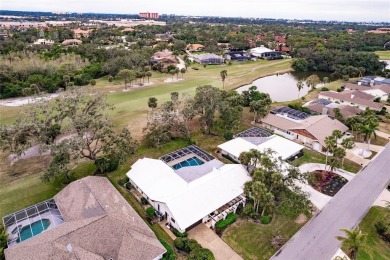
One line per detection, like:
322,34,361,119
17,219,50,243
172,157,204,170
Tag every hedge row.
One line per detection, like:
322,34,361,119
159,238,176,260
171,227,188,238
215,213,238,229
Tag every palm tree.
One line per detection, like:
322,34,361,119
175,68,180,79
148,97,158,111
358,67,365,78
359,116,378,155
336,227,372,260
146,71,152,83
296,80,304,98
220,70,228,89
180,68,186,78
341,138,355,167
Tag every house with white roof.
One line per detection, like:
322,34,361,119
126,145,250,232
250,45,282,60
218,128,304,162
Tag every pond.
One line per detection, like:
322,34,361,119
381,60,390,70
236,72,330,102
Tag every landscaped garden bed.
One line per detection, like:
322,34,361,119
309,170,348,196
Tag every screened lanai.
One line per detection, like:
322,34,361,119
3,199,64,247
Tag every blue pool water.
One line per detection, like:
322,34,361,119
17,219,50,243
172,157,204,170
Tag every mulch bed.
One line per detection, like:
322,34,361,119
310,170,348,197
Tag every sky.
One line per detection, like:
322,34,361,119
1,0,390,22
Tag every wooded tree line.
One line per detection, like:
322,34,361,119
0,88,138,182
0,46,153,98
292,48,385,78
143,85,272,147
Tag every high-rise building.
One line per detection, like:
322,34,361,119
139,12,159,19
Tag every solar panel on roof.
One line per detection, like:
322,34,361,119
311,99,332,106
270,106,310,120
234,127,272,138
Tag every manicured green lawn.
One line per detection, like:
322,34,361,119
223,216,306,260
351,206,390,260
0,59,292,138
375,51,390,60
0,162,95,218
290,149,362,173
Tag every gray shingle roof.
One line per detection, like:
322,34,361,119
5,176,166,260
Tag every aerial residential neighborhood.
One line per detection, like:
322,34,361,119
0,1,389,260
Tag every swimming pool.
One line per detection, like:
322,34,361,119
17,219,50,243
172,156,204,170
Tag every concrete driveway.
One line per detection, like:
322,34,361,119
188,224,243,260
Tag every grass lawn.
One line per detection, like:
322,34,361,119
290,149,362,173
0,59,291,139
375,51,390,60
0,161,95,218
223,216,306,260
345,206,390,260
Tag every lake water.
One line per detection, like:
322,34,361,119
236,72,328,102
381,60,390,70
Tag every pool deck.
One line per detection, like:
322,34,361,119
5,209,64,247
174,159,225,183
166,153,204,167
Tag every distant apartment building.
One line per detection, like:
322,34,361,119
139,12,159,19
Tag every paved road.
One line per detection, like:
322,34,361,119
272,143,390,260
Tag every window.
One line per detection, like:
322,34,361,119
171,217,175,223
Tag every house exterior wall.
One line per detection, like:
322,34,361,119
129,180,198,233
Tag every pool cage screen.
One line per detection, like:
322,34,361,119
3,199,64,247
159,145,215,164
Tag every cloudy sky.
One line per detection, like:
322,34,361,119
2,0,390,22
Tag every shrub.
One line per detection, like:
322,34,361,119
373,97,381,103
159,238,176,260
336,88,343,92
261,215,271,224
321,87,329,91
108,75,114,82
172,227,188,238
118,176,129,186
342,75,350,81
140,197,149,205
188,239,201,252
90,79,96,86
146,207,155,217
174,238,200,253
187,248,215,260
215,213,238,234
1,224,8,259
125,182,132,190
174,237,186,251
223,131,233,141
375,221,388,235
94,156,120,174
243,204,255,216
271,235,286,249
